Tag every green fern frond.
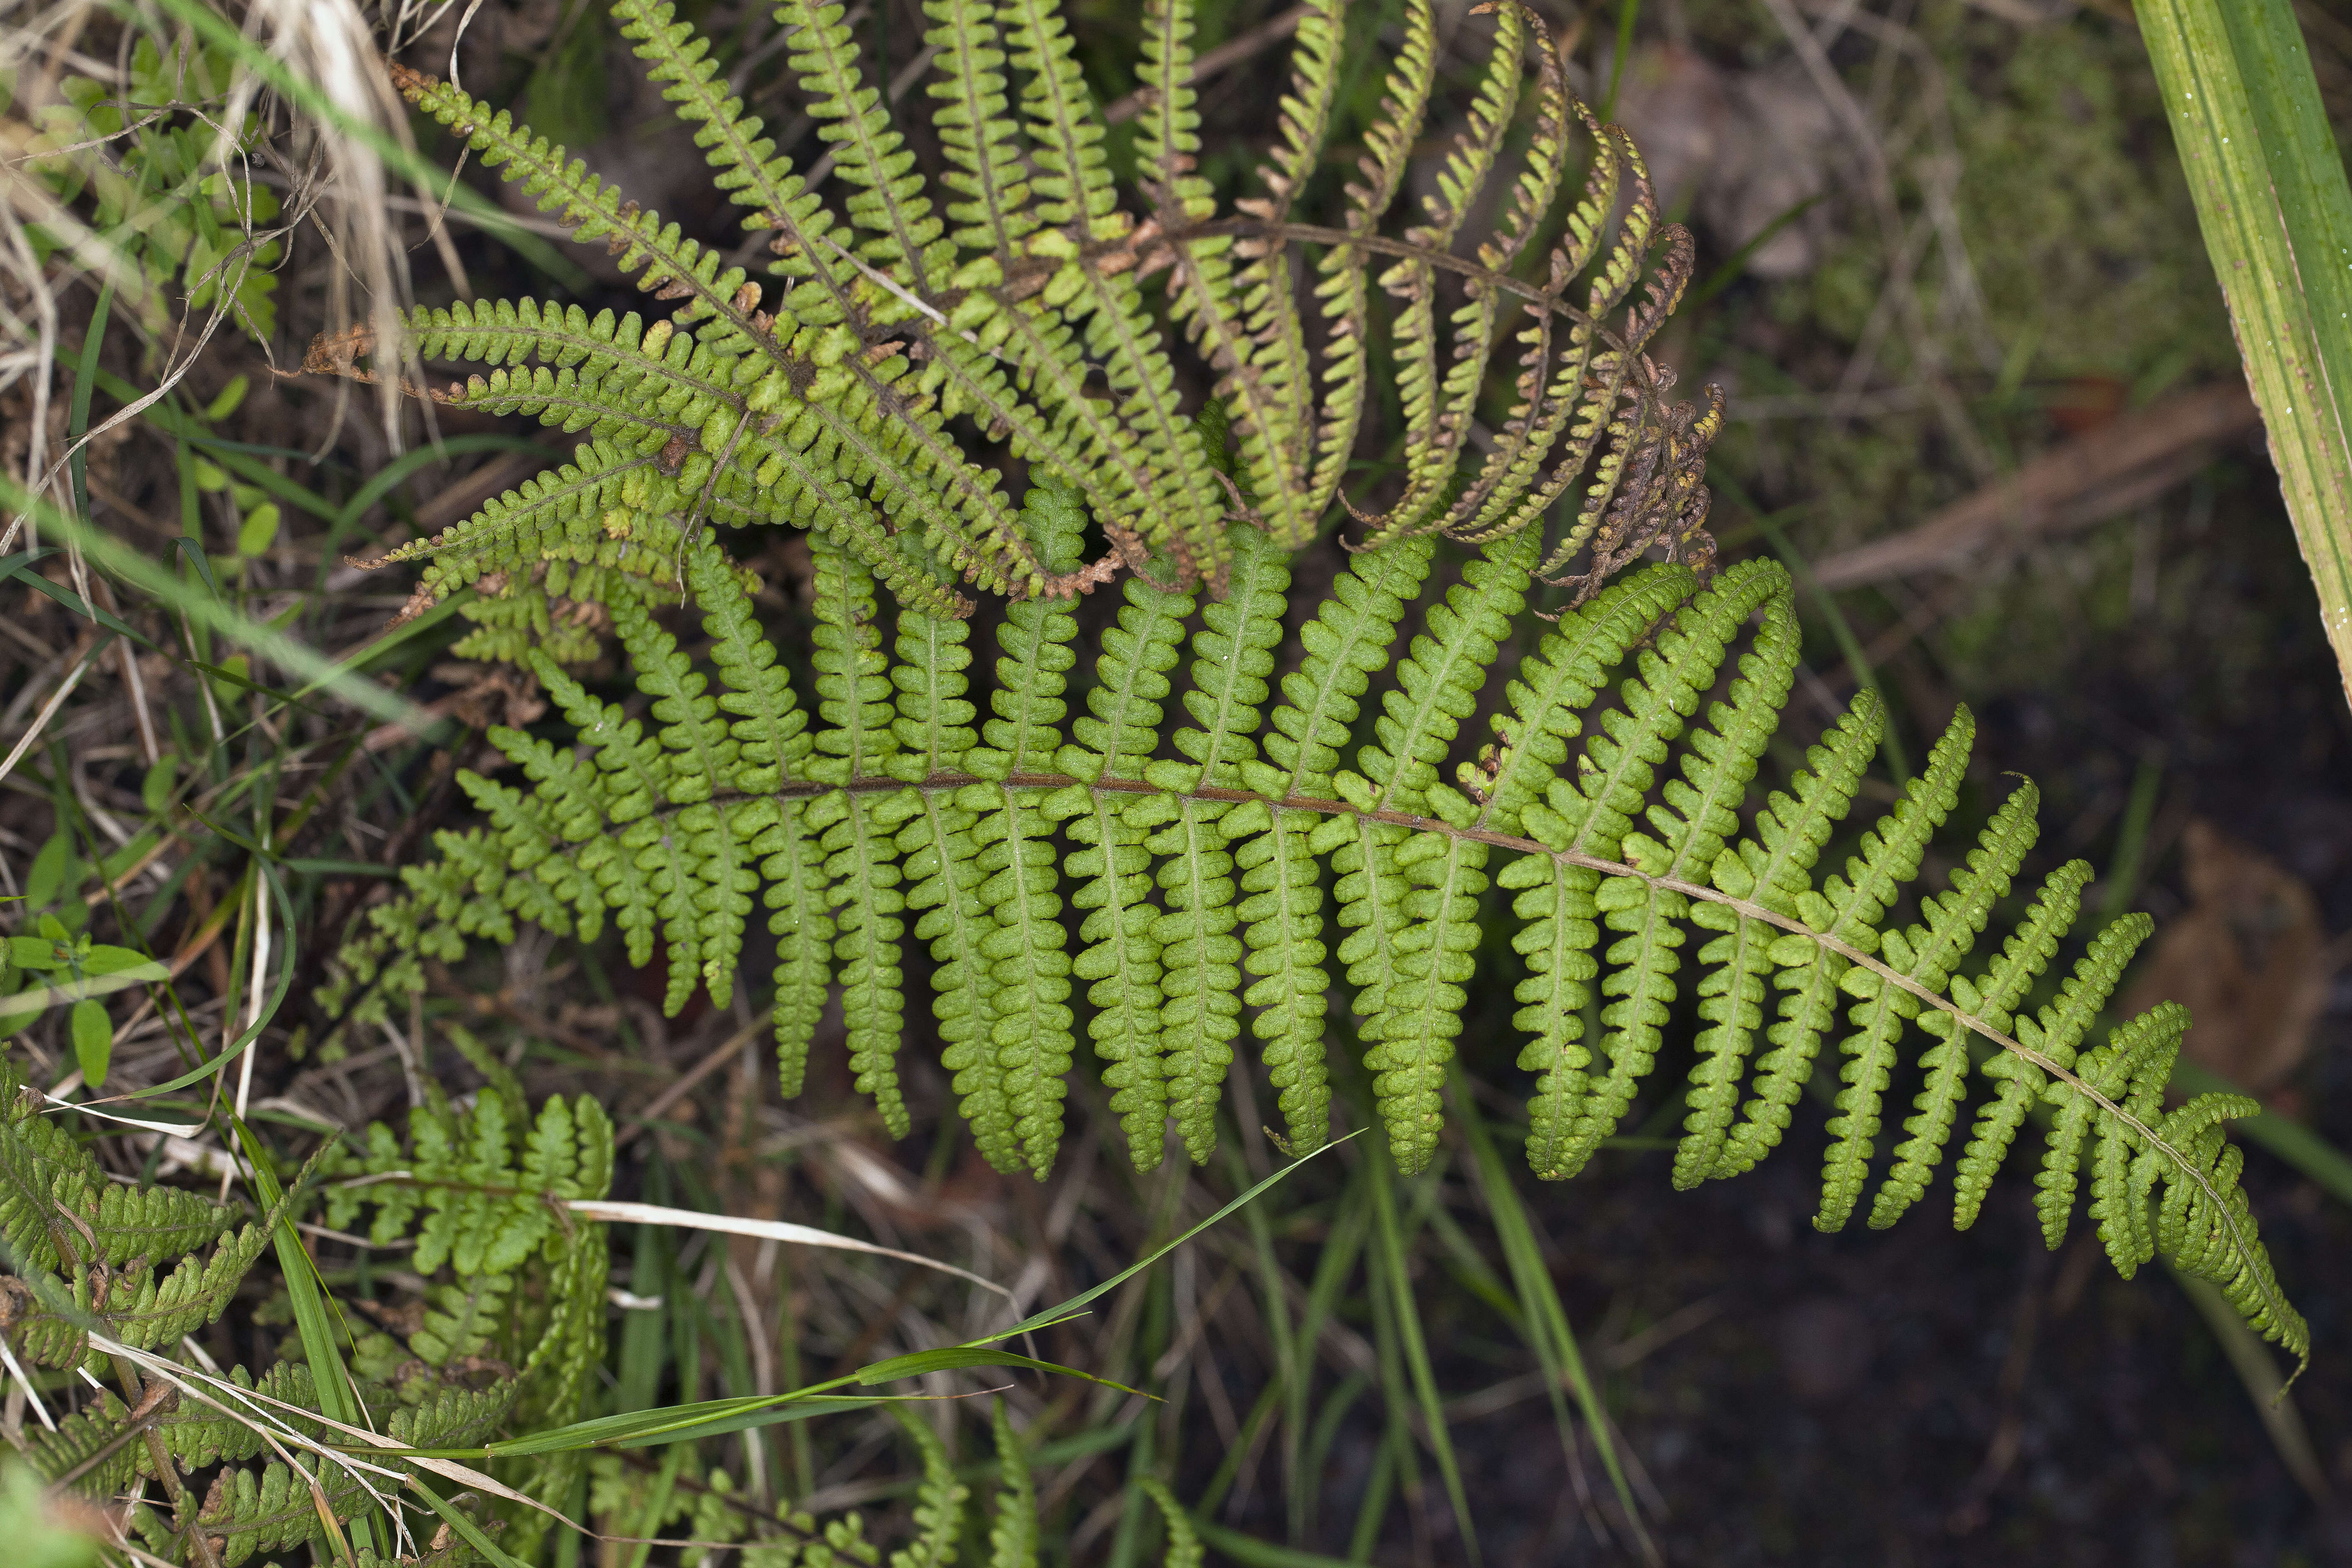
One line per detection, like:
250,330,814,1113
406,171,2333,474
342,510,2308,1367
1138,1478,1204,1568
0,1093,316,1372
194,1383,517,1568
324,1083,613,1273
326,0,1718,642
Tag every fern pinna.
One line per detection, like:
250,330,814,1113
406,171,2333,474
328,493,2306,1368
313,0,1715,632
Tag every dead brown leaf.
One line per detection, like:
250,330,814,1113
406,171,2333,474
2120,820,2332,1094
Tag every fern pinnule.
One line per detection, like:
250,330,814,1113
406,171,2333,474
1353,0,1527,547
966,485,1088,1173
1712,709,1969,1181
1335,528,1535,1170
889,1405,969,1568
1052,563,1193,1166
1514,560,1783,1180
1139,1477,1206,1568
1617,575,1805,1171
1675,692,1880,1187
1947,907,2153,1238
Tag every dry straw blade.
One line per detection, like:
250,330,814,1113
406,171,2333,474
2136,0,2352,705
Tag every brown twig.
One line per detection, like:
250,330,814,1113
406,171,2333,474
1809,382,2261,591
620,1009,777,1146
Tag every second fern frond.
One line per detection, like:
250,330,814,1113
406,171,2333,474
314,0,1718,625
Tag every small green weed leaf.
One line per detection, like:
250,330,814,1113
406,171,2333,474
202,374,248,421
235,501,281,558
7,936,59,970
24,836,75,909
80,944,155,977
70,1000,110,1086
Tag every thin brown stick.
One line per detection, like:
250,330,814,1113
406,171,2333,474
1100,5,1313,125
620,1009,777,1146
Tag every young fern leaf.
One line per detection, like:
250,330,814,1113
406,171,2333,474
341,530,2309,1369
988,1398,1040,1568
17,1077,614,1568
890,1406,970,1568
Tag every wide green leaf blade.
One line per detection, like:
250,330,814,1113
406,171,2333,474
2136,0,2352,703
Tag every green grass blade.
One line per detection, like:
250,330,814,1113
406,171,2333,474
1291,1170,1369,1542
472,1396,883,1457
2168,1262,2328,1502
1000,1133,1356,1339
226,1122,380,1557
2136,0,2352,704
68,280,113,530
490,1150,1342,1462
1453,1069,1655,1562
621,1443,688,1568
1298,1371,1367,1543
1190,1518,1362,1568
410,1477,538,1568
1365,1141,1478,1565
855,1346,1150,1398
1221,1143,1305,1526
